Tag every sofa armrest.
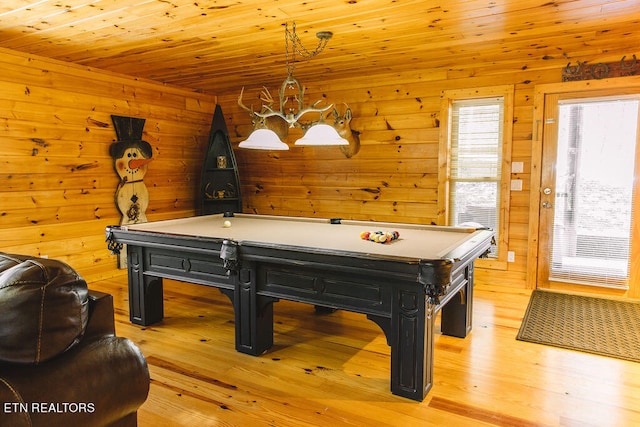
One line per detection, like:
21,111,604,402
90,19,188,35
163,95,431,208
84,291,116,338
0,335,149,427
0,291,149,427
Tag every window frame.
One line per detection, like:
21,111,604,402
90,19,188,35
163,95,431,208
438,86,514,269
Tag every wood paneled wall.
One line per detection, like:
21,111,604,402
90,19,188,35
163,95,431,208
2,43,638,290
0,47,215,282
216,55,636,289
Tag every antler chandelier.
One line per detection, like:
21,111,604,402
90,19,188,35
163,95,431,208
238,22,348,150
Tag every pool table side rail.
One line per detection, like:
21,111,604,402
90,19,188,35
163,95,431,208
106,224,493,266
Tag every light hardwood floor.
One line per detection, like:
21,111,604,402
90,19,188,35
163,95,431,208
91,276,640,427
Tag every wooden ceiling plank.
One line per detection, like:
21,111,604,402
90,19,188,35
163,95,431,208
0,0,639,93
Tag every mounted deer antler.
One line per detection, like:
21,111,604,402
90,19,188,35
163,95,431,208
259,87,275,105
238,86,288,141
333,104,360,158
254,73,333,128
237,86,256,118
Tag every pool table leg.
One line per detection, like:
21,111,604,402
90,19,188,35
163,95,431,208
441,263,474,338
127,245,164,326
388,287,434,401
234,263,275,356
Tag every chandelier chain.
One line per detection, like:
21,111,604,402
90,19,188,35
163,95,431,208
285,22,330,75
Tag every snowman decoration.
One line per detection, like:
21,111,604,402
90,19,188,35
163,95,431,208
110,116,154,266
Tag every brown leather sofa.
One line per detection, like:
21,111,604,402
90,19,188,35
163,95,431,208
0,252,149,427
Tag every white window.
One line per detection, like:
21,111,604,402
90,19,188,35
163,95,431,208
450,98,503,256
439,86,514,265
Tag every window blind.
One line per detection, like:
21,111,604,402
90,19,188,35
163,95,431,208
449,98,504,257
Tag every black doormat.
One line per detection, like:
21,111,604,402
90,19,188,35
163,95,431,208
516,290,640,362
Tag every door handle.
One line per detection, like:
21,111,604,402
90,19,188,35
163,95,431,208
542,202,552,209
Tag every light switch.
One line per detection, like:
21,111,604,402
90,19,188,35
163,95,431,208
511,179,523,191
512,162,524,173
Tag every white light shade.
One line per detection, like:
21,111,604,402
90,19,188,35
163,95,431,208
294,124,349,146
239,129,289,150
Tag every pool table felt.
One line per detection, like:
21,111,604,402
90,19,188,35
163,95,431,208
124,214,483,260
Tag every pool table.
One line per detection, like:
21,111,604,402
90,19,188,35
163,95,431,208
105,213,493,401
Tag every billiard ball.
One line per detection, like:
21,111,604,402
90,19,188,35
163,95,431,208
223,220,231,228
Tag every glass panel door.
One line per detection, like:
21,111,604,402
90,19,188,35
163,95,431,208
539,94,640,289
